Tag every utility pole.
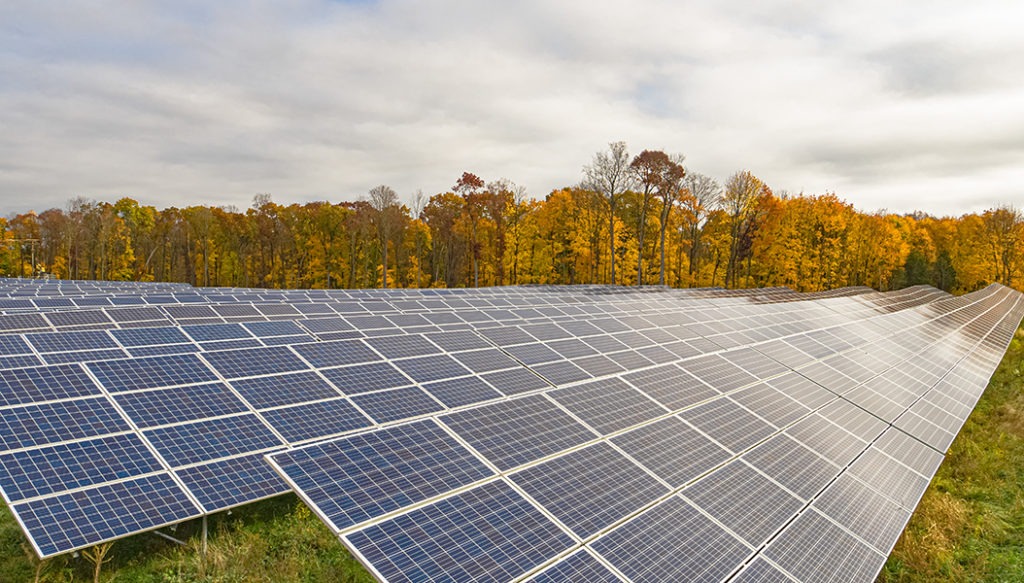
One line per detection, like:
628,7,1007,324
4,238,41,277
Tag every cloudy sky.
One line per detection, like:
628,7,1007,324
1,1,1021,216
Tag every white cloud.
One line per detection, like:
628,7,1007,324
0,0,1021,215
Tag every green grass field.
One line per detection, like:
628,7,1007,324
2,326,1021,583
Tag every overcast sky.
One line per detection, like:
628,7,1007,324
1,1,1021,216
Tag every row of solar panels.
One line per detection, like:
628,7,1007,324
0,284,939,556
0,285,948,374
0,280,1018,583
266,284,1023,582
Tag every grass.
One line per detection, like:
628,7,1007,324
0,495,375,582
879,324,1024,582
1,328,1022,582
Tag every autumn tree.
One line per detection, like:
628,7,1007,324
722,170,769,288
982,206,1023,287
368,185,400,288
630,149,688,286
453,172,486,287
583,141,634,284
678,171,721,286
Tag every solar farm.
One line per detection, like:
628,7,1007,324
0,278,1021,582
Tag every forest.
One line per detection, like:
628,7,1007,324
1,142,1021,294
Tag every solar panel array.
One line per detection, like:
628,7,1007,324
0,277,1018,583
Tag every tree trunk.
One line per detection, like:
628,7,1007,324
609,198,616,285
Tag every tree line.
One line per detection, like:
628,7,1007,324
1,141,1021,294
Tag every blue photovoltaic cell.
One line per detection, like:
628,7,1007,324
291,340,381,368
43,348,128,365
174,453,290,512
202,346,309,379
592,496,751,583
105,307,164,323
200,339,263,351
0,433,162,501
505,343,562,365
511,442,669,538
244,320,304,337
422,376,503,408
144,413,284,467
530,550,623,583
0,355,43,369
261,398,372,443
25,330,118,353
128,344,202,357
623,364,719,411
551,377,667,435
301,317,358,333
320,362,412,395
682,460,803,546
423,330,490,352
480,367,551,395
730,557,795,583
0,364,101,406
533,360,592,385
451,349,521,373
393,354,471,383
230,371,341,409
87,354,219,392
113,383,249,428
261,334,314,346
0,335,32,355
0,397,130,451
271,419,493,529
110,327,191,347
350,387,444,424
363,334,441,359
678,397,776,453
346,480,574,583
15,473,201,557
182,323,250,342
765,509,887,583
611,416,732,487
441,395,596,470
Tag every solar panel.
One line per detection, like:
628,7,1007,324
229,371,341,409
174,452,290,512
764,509,887,583
0,433,162,501
143,413,284,467
113,382,248,428
15,473,201,557
269,419,493,530
529,549,623,583
550,377,667,435
591,496,750,583
0,364,101,406
682,459,803,546
391,354,470,383
678,397,776,453
0,279,1021,574
440,395,596,470
350,386,444,423
510,442,668,538
260,398,372,443
87,354,219,392
345,480,574,583
623,364,719,410
0,398,130,450
202,346,308,378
